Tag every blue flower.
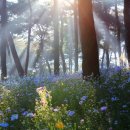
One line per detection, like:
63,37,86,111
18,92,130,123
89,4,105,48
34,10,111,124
67,111,75,116
0,122,9,128
81,96,88,101
100,106,107,112
111,96,119,102
22,111,28,116
11,114,18,121
127,77,130,82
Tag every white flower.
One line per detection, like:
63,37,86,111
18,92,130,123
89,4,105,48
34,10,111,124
26,112,34,118
79,100,83,105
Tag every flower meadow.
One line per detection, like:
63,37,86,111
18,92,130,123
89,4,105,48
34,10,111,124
0,67,130,130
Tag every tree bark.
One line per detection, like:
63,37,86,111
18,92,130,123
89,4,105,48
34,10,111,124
1,0,7,80
124,0,130,66
60,12,66,74
9,48,26,75
7,33,25,76
74,0,79,72
115,0,121,65
78,0,100,78
25,0,32,75
54,0,60,75
101,49,105,69
106,48,110,69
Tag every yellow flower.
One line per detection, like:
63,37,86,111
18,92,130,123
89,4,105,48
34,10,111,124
55,121,64,129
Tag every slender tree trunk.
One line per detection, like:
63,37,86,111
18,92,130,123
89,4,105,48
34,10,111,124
25,0,32,75
60,13,66,74
115,52,117,66
78,0,100,79
7,33,24,76
9,48,26,75
33,36,44,68
74,0,79,72
45,59,52,75
101,49,105,69
124,0,130,66
106,48,110,69
1,0,7,80
115,0,121,64
54,0,60,75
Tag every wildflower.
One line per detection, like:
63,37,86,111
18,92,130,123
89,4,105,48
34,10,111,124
0,122,9,128
114,66,122,72
80,119,84,124
100,106,107,112
79,100,83,105
114,120,118,125
55,121,64,129
81,96,88,101
0,111,4,116
6,108,11,113
22,111,28,116
67,110,75,116
0,96,3,100
26,112,34,118
36,87,44,93
127,77,130,82
64,99,68,103
53,108,59,112
109,127,112,130
111,96,119,102
93,108,99,113
40,99,47,106
100,99,106,103
122,105,127,108
11,114,18,121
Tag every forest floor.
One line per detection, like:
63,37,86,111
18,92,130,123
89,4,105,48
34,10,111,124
0,67,130,130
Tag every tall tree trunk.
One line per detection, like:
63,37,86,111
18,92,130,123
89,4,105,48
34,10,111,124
25,0,32,75
74,0,79,72
1,0,7,80
78,0,100,79
7,33,24,76
45,59,52,75
33,36,44,68
106,48,110,69
54,0,60,75
101,49,105,69
60,12,66,74
9,48,26,75
124,0,130,66
115,0,121,64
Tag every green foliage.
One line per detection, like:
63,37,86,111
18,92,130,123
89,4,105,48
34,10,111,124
0,70,130,129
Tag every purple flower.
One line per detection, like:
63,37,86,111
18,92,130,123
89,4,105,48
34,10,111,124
0,122,9,128
100,106,107,112
114,66,122,72
67,110,75,116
